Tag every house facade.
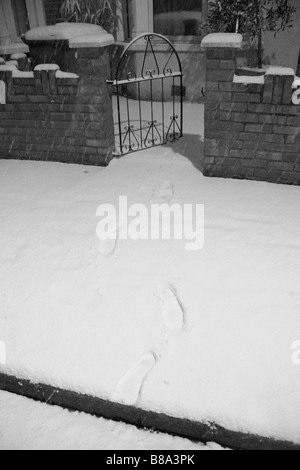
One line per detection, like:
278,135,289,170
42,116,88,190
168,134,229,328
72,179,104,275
0,0,299,100
0,0,209,102
0,1,208,45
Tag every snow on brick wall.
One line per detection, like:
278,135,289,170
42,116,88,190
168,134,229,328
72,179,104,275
0,49,114,167
202,36,300,186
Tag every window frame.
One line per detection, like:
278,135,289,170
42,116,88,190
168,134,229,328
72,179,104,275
129,0,208,42
153,0,208,42
2,0,46,44
26,0,46,30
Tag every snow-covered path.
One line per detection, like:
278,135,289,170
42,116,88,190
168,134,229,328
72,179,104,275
0,391,219,450
0,102,300,445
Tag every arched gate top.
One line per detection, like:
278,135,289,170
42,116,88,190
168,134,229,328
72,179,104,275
111,32,184,157
115,33,183,84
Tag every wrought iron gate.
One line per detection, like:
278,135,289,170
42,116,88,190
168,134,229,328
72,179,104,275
110,33,184,156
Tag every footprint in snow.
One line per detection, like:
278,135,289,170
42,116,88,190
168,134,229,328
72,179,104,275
97,225,118,256
161,286,185,332
151,180,174,204
113,353,156,406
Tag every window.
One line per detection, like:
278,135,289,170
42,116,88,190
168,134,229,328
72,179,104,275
153,0,205,38
11,0,30,37
0,0,46,44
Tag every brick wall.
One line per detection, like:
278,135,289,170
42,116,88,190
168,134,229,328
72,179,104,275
44,0,64,25
0,47,114,166
202,35,300,186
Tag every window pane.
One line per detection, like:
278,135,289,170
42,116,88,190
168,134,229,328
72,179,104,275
154,0,203,36
11,0,30,36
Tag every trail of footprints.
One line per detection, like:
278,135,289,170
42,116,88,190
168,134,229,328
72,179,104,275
98,180,175,257
99,181,186,406
113,285,185,407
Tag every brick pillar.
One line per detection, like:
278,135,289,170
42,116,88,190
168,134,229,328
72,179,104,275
201,33,243,177
25,26,115,166
71,45,115,165
263,67,295,105
67,33,115,166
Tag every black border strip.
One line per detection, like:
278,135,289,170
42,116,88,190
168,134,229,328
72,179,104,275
0,373,299,451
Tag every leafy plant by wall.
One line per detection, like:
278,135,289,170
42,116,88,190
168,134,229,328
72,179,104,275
205,0,296,67
60,0,117,34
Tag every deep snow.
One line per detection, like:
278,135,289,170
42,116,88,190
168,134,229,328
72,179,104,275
0,391,221,450
0,103,300,445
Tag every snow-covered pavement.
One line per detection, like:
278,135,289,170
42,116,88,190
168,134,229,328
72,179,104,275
0,102,300,445
0,391,219,450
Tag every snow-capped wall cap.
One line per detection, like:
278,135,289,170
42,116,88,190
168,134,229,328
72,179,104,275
5,60,18,67
233,74,265,85
265,66,295,76
10,53,27,60
24,23,114,49
56,70,79,79
34,64,60,71
69,33,115,49
24,23,106,42
13,70,34,78
0,64,34,78
0,65,18,72
201,33,243,49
